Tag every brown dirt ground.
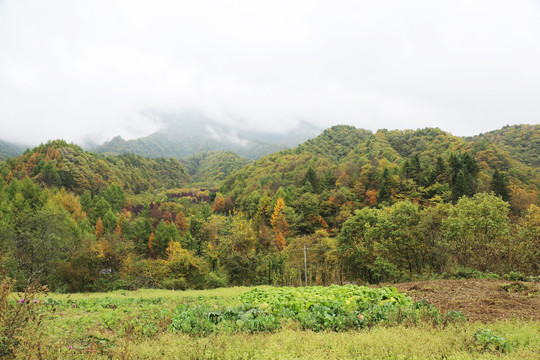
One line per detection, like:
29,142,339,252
390,279,540,322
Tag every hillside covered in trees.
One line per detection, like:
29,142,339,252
0,140,190,194
224,125,538,222
470,124,540,169
0,124,538,294
182,151,251,184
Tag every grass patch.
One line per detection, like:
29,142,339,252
42,286,257,302
44,321,540,359
8,286,540,359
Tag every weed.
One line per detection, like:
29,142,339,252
454,266,501,280
0,267,48,359
504,271,527,281
474,328,512,353
499,281,528,292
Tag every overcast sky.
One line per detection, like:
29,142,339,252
1,0,539,145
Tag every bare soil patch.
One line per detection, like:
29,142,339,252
391,279,540,322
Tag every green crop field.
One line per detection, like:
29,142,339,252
3,285,539,359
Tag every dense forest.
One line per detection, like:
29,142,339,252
181,151,251,184
0,125,538,292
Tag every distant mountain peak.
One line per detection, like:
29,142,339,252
94,115,320,160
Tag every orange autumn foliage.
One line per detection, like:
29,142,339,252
275,231,287,251
95,217,104,239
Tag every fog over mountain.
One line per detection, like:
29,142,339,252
92,111,321,160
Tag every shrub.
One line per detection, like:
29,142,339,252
503,271,526,281
370,257,402,283
123,258,169,289
162,277,188,291
91,276,130,292
474,329,512,353
167,245,209,289
205,271,228,289
454,267,500,280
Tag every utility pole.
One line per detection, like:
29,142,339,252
268,258,271,285
304,243,308,286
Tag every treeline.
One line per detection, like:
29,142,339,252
339,194,539,283
0,177,537,293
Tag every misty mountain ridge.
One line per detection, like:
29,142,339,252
0,139,29,161
93,114,322,160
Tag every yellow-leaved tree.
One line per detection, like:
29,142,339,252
148,232,155,258
270,197,286,229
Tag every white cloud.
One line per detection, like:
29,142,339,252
205,124,249,147
1,0,539,145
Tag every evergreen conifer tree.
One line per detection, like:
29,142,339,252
377,168,392,204
490,169,511,202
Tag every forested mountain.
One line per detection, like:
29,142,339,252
0,140,190,194
0,139,27,160
470,124,540,169
182,151,250,184
93,115,321,160
223,125,539,226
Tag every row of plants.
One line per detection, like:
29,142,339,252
168,285,465,334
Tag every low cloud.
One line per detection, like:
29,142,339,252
205,125,250,148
